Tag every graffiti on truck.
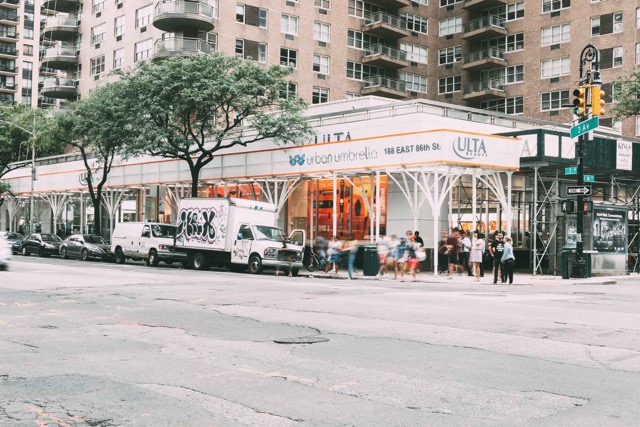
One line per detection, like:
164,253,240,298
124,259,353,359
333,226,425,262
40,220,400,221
176,206,227,246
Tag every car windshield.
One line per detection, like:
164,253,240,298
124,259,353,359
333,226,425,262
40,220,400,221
254,225,286,241
41,234,61,242
151,225,176,238
84,235,107,244
4,233,22,240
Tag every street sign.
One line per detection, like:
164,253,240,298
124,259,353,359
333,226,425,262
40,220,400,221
570,116,599,138
584,175,595,183
567,186,592,196
565,167,577,175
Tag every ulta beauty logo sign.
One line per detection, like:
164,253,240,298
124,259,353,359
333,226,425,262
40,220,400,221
453,136,488,160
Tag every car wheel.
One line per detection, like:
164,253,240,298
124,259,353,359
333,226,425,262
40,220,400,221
38,248,45,258
60,248,68,259
248,255,263,274
148,250,159,267
192,252,208,271
115,248,125,264
81,249,89,261
22,247,29,256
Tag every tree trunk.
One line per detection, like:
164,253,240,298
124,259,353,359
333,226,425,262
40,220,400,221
190,165,202,198
91,194,102,236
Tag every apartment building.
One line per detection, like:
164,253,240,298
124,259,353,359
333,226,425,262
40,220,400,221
38,0,640,136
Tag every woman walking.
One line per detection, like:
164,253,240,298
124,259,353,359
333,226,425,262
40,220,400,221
501,236,516,284
469,231,485,282
344,236,358,280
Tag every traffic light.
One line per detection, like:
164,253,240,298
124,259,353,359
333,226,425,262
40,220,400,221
591,86,606,116
561,200,575,214
572,85,588,116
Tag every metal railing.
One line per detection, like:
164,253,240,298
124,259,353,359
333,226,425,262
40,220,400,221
463,78,505,95
0,14,19,23
43,16,78,28
42,77,76,89
463,47,505,64
363,12,407,31
0,81,16,90
363,76,407,92
1,0,21,5
463,15,505,33
43,46,77,58
155,0,214,18
154,36,213,55
363,44,407,62
0,30,18,39
0,46,17,55
0,64,16,72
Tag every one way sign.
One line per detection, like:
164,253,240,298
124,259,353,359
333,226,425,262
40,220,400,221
567,186,592,196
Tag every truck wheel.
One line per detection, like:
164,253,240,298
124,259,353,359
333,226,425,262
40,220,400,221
115,248,125,264
291,268,300,277
248,255,263,274
148,250,160,267
192,252,208,270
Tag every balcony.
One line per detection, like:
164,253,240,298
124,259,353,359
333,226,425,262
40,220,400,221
462,78,505,101
39,65,57,75
38,95,57,108
41,46,77,69
362,76,407,99
41,77,76,99
362,44,408,68
41,0,79,12
153,36,213,60
153,1,215,33
0,63,16,74
462,48,505,71
0,0,20,9
463,0,507,11
42,16,78,40
0,81,16,92
0,13,19,26
0,29,17,42
0,45,17,58
363,12,409,38
365,0,410,7
462,15,506,41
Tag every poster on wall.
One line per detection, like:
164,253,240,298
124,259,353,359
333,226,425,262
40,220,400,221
592,208,627,253
616,141,633,171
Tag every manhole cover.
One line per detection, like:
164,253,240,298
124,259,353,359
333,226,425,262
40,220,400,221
274,336,330,345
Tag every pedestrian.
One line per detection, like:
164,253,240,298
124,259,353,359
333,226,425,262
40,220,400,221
469,231,485,282
458,230,472,276
344,235,358,280
395,236,409,281
376,234,390,277
387,234,399,279
437,231,449,275
489,231,505,284
413,231,424,248
446,229,459,279
325,236,343,274
407,236,422,282
315,235,328,269
501,236,516,284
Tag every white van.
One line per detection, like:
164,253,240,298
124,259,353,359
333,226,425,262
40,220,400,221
110,222,186,267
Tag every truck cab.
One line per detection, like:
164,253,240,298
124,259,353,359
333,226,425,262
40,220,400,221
232,224,304,274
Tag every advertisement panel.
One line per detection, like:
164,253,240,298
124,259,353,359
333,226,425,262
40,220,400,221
175,198,229,250
592,208,627,253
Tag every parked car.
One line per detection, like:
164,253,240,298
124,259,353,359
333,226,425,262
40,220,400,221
0,231,23,255
0,237,10,271
20,233,62,257
60,234,112,261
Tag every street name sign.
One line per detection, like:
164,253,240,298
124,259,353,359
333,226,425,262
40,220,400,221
565,167,577,175
567,186,592,196
570,116,599,139
584,175,595,183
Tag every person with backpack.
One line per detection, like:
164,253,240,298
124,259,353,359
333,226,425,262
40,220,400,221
501,236,516,285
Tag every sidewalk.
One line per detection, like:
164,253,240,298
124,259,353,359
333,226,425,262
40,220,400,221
299,269,639,286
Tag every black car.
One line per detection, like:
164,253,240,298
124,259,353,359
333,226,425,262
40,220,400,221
1,232,23,255
20,233,62,257
60,234,112,261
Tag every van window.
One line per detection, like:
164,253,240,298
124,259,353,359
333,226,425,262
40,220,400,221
151,225,176,238
141,226,151,238
239,225,254,240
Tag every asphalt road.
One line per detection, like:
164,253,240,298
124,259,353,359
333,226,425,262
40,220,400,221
1,256,639,426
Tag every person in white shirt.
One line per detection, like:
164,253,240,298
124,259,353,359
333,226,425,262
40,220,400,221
376,234,390,277
458,230,472,276
325,236,343,274
469,231,485,282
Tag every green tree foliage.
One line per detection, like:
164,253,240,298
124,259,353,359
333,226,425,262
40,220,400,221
51,82,134,236
611,70,640,122
118,53,313,197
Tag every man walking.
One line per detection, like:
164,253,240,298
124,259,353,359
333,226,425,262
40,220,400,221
458,230,472,277
489,231,505,284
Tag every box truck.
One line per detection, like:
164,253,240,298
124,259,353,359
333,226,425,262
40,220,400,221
175,198,305,275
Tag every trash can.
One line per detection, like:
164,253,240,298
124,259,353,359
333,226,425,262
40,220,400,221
363,244,379,276
561,245,576,279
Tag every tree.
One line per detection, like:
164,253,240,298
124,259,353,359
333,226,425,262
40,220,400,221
118,53,313,197
611,70,640,122
51,82,134,236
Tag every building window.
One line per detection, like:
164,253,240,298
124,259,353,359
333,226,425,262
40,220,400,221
91,23,106,45
541,57,570,79
438,76,461,94
23,28,33,40
236,4,245,23
114,15,125,37
439,17,462,36
480,97,523,114
280,48,297,67
400,43,427,64
314,22,331,42
613,12,623,33
313,54,330,74
591,17,600,36
312,87,329,104
346,61,383,81
483,33,524,52
24,44,33,56
542,0,570,13
113,48,124,69
279,82,297,99
281,14,299,36
259,9,268,28
400,73,427,93
636,43,640,64
348,0,383,18
541,90,569,111
90,55,105,76
209,0,219,18
134,39,152,62
637,7,640,29
347,30,384,50
636,116,640,136
235,39,244,57
440,0,462,6
345,92,362,99
486,2,524,21
258,43,267,63
136,4,153,28
315,0,331,9
541,23,570,46
402,13,428,34
613,47,623,67
505,65,524,84
438,46,461,65
92,0,106,13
